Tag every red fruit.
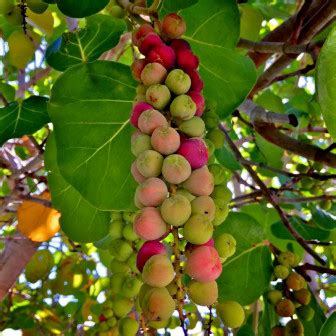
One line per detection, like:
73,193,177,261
185,239,215,256
136,241,167,272
188,91,205,116
178,138,208,169
148,45,176,70
170,39,191,52
176,49,199,71
139,33,163,55
161,13,186,39
132,23,154,46
130,102,153,128
131,58,147,81
99,314,107,322
186,246,222,282
186,69,204,92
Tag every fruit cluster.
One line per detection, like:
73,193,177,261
129,12,244,331
267,250,314,336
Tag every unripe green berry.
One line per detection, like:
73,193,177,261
183,214,213,245
267,290,283,305
178,116,205,137
170,94,196,120
211,185,232,203
215,233,236,261
131,133,152,156
136,149,163,178
277,251,297,267
146,84,171,110
296,305,314,321
208,163,227,185
217,301,245,329
165,69,191,95
206,129,225,149
274,265,290,279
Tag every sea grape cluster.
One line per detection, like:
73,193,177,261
267,250,314,336
129,12,244,330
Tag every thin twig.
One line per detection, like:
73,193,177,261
296,263,336,276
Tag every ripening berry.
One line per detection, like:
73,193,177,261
139,32,163,55
178,137,208,169
176,48,199,71
286,273,306,291
148,45,176,70
191,195,216,221
170,38,190,52
146,84,171,110
162,154,192,184
136,241,167,272
160,194,192,227
142,287,175,321
178,116,205,137
161,13,186,39
131,58,147,81
136,149,163,177
131,102,153,128
134,188,144,209
137,177,168,207
141,62,167,86
213,200,229,226
293,288,311,305
271,326,285,336
217,301,245,329
131,161,146,183
185,246,222,282
165,69,191,95
175,188,195,202
296,305,314,321
132,23,154,46
267,290,283,305
131,132,152,156
133,207,168,241
277,251,298,267
284,319,304,336
274,265,290,280
215,233,236,261
138,109,168,135
170,94,196,120
118,317,139,336
208,163,227,185
276,299,295,317
183,166,214,196
188,280,218,306
151,126,180,155
188,91,205,116
187,69,204,92
142,254,175,287
183,214,213,245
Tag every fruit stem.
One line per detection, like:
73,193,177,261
172,227,187,335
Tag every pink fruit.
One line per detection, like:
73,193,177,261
161,13,186,39
170,39,190,52
131,161,146,183
148,45,176,70
133,207,168,241
136,241,167,272
151,126,180,155
188,91,205,116
131,58,147,81
178,138,208,169
137,177,168,207
183,166,214,196
139,32,163,55
138,109,168,135
186,69,204,92
141,62,167,86
162,154,192,184
132,23,155,46
185,246,222,282
131,102,153,128
176,49,199,71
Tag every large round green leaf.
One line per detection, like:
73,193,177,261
49,61,137,211
45,133,110,243
57,0,109,18
317,27,336,141
319,312,336,336
215,212,272,305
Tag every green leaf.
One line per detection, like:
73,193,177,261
312,208,336,231
46,15,126,72
317,27,336,141
161,0,198,13
0,82,15,102
319,312,336,336
56,0,109,18
258,294,278,336
215,145,242,171
181,0,257,116
0,96,50,146
44,133,110,243
215,212,273,305
49,61,137,211
255,90,285,113
239,4,263,41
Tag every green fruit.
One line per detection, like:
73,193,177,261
178,116,205,137
122,211,136,222
121,276,142,298
183,214,213,245
277,251,297,267
5,5,22,26
203,111,219,129
113,295,133,318
162,154,192,184
146,84,171,110
296,305,314,321
215,233,236,261
0,0,14,14
8,30,34,69
267,290,282,305
274,265,290,279
111,211,123,221
284,319,304,336
160,194,191,226
110,259,130,274
118,317,139,336
109,239,133,262
148,319,169,329
208,163,227,185
25,249,54,283
122,222,139,241
170,94,196,120
320,199,332,211
131,133,152,156
213,200,229,226
211,185,232,203
109,5,126,18
27,0,48,14
206,129,225,148
165,69,191,95
293,288,311,305
175,188,195,202
136,149,163,178
191,195,216,221
126,254,138,273
276,299,295,317
217,301,245,329
110,219,124,240
205,138,216,156
188,280,218,306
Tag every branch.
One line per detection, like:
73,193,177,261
0,233,39,301
117,0,160,16
296,263,336,276
270,63,316,84
278,195,336,204
219,123,326,265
